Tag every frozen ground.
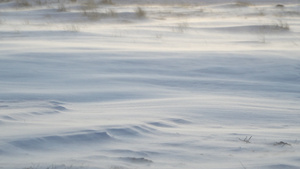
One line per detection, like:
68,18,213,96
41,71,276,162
0,0,300,169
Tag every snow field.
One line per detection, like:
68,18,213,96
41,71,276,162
0,0,300,169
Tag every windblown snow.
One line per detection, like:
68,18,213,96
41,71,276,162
0,0,300,169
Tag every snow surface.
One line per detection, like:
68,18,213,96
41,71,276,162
0,0,300,169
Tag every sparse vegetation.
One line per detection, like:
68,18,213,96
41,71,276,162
35,0,43,6
275,20,289,30
101,0,113,5
275,4,285,8
84,11,102,21
257,9,265,16
16,0,31,7
0,0,12,3
106,9,117,17
64,24,80,32
239,136,252,143
135,7,146,18
173,22,189,33
1,1,300,169
24,164,79,169
81,0,99,12
234,1,253,7
80,0,101,20
239,161,247,169
256,19,290,43
273,141,292,147
57,3,67,12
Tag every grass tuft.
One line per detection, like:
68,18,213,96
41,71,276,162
81,0,99,12
64,24,80,32
275,20,289,30
57,3,67,12
173,22,189,33
101,0,113,5
135,7,146,18
16,0,31,7
234,1,253,7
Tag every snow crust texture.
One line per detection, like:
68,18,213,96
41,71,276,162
0,0,300,169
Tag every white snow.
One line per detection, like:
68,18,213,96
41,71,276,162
0,0,300,169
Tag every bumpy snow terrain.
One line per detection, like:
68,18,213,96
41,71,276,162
0,0,300,169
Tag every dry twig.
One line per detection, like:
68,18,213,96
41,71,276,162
239,136,252,143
